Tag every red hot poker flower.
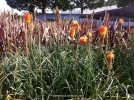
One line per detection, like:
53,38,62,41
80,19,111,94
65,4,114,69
79,36,88,44
24,12,31,24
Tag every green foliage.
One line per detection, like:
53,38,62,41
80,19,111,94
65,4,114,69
6,0,36,11
86,0,105,9
6,0,106,14
50,0,75,11
73,0,105,14
7,0,134,14
74,0,105,9
6,0,75,13
116,0,134,7
114,46,134,92
1,40,134,99
0,12,134,99
105,0,117,6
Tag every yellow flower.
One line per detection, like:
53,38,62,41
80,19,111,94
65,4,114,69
99,25,107,37
79,36,88,44
119,19,124,24
86,32,92,37
24,12,31,24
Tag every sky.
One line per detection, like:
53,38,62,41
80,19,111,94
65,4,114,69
0,0,24,15
0,0,11,12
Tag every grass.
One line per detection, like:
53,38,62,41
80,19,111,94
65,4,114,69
0,11,133,100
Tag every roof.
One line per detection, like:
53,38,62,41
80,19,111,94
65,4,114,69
80,6,134,22
60,5,117,14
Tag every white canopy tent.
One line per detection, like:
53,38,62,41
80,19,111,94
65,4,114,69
0,0,25,15
60,5,117,14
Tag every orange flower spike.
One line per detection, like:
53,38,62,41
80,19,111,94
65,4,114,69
106,51,115,70
79,36,88,44
72,20,78,27
24,12,31,24
70,27,75,40
106,51,115,61
75,24,80,32
99,25,107,37
131,28,134,33
119,19,124,25
72,20,80,32
29,22,34,31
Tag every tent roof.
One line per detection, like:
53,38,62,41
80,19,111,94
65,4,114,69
79,6,134,21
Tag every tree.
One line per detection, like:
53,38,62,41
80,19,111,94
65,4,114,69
80,0,84,14
50,0,75,11
86,0,105,9
115,0,134,7
6,0,106,14
105,0,116,6
35,0,51,14
6,0,75,14
6,0,24,10
74,0,105,14
6,0,51,14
